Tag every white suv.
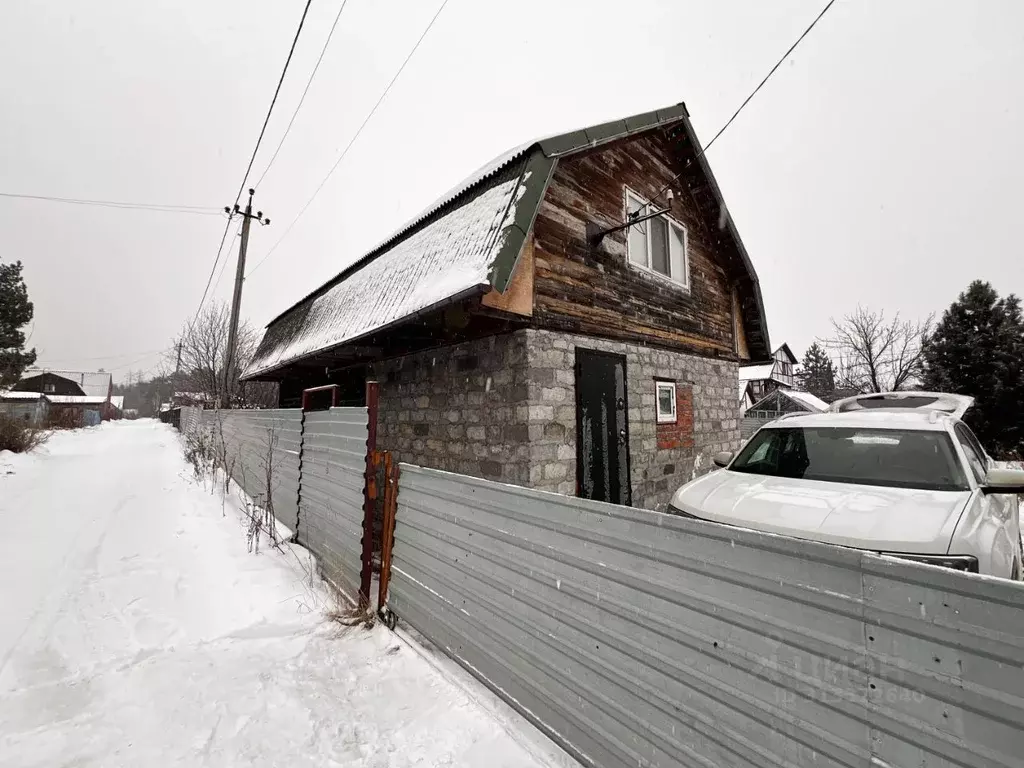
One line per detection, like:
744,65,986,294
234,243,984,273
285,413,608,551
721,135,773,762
669,392,1024,578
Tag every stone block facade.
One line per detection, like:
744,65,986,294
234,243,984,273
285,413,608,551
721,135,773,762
522,330,741,510
370,333,531,486
371,328,741,512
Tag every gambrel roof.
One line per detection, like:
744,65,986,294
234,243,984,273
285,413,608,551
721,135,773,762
246,103,770,379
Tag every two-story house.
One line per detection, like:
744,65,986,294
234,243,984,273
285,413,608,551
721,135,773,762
243,102,772,510
738,343,796,407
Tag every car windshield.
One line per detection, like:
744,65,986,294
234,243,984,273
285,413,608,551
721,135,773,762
730,427,969,492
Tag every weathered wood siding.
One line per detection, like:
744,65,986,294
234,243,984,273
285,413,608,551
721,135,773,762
532,133,739,359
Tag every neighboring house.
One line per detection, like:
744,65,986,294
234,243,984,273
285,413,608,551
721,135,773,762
243,102,772,510
0,392,51,425
47,395,110,426
738,343,797,405
13,369,116,421
172,391,213,408
740,387,829,439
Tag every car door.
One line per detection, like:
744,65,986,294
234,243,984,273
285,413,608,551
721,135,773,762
953,422,1020,578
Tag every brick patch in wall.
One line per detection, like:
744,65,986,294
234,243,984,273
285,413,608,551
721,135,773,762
656,384,694,451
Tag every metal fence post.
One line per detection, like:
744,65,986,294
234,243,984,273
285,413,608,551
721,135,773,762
377,458,399,626
359,380,380,609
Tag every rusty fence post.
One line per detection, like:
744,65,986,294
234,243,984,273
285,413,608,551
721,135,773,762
359,380,380,610
377,458,399,627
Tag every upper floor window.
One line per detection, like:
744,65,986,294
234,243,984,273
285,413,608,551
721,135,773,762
624,188,689,290
44,383,56,393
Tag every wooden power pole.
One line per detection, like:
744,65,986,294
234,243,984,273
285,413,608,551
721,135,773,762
223,189,269,400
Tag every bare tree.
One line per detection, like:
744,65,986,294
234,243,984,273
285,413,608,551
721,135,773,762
168,302,276,408
822,307,931,393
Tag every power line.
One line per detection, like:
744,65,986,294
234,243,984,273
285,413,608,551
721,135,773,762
246,0,451,278
193,216,237,322
212,218,245,296
643,0,837,214
255,0,352,188
0,191,221,215
234,0,314,204
106,348,172,371
34,347,168,366
191,0,314,325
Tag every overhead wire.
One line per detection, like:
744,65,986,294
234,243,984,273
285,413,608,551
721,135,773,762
106,348,172,371
0,191,221,215
255,0,352,188
233,0,314,204
640,0,837,215
34,347,169,366
193,216,237,322
212,218,245,295
245,0,451,279
192,0,315,324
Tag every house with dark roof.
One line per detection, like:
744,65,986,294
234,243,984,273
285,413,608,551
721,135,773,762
12,369,116,422
244,102,772,510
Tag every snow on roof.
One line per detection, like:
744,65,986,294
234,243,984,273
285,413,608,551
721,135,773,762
22,369,112,397
785,390,829,413
47,395,111,405
246,163,532,378
110,396,125,410
246,101,775,376
0,391,49,401
738,363,774,382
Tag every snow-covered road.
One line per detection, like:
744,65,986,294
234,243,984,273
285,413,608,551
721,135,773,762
0,421,559,767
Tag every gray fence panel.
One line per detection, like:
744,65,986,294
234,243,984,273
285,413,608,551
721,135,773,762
298,407,368,602
178,406,202,435
388,465,1024,768
200,409,303,532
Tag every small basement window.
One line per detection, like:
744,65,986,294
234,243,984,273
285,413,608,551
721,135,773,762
656,381,677,423
625,188,689,289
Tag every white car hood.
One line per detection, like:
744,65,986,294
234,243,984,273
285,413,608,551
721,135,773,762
670,471,972,554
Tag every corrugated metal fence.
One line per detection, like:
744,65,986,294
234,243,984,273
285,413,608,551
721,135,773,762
387,465,1024,768
179,406,370,605
298,407,368,601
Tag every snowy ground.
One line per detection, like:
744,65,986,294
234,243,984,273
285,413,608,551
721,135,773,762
0,421,562,768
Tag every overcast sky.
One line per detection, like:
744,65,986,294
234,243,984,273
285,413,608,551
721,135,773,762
2,0,1022,382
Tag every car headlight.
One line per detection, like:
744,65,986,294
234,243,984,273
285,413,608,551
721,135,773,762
884,553,979,573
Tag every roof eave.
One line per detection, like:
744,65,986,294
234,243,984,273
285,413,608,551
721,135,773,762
676,113,772,362
243,284,491,381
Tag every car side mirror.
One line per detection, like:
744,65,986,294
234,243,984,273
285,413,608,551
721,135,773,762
980,467,1024,495
713,451,733,469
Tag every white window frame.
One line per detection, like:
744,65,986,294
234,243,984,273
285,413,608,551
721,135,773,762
656,380,677,424
623,187,690,291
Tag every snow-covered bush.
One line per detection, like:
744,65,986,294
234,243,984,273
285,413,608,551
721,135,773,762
0,413,47,453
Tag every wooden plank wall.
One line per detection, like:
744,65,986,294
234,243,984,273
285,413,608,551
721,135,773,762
531,132,739,358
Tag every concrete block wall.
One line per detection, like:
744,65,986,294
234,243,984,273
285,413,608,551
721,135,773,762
523,329,741,510
370,333,531,486
372,328,741,511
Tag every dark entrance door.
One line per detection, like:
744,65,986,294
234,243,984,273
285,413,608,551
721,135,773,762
575,349,631,506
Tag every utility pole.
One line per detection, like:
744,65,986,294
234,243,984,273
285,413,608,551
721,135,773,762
223,188,270,402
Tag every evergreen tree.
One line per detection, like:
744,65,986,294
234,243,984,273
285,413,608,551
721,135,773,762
0,260,36,389
798,342,836,400
922,280,1024,458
